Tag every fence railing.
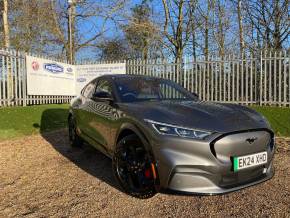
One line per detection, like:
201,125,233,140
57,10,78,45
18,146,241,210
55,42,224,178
127,50,290,107
1,48,289,107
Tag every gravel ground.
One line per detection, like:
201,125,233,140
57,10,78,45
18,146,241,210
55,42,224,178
0,130,289,217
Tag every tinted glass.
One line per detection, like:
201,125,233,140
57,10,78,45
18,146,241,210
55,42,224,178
95,79,112,95
115,77,196,102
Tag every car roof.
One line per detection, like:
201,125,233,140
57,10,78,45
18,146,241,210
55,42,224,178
98,74,162,81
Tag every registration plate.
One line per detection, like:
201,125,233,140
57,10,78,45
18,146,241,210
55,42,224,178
233,151,267,172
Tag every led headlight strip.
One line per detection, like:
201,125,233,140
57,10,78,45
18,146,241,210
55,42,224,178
144,119,212,139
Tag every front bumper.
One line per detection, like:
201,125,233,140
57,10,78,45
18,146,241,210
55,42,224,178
167,161,274,195
150,129,275,194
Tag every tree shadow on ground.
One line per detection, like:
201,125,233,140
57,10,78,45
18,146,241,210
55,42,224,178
38,109,124,193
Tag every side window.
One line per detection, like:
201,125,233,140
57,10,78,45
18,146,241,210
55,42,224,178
82,82,95,98
95,79,112,95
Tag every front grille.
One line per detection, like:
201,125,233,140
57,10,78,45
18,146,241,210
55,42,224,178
210,129,272,162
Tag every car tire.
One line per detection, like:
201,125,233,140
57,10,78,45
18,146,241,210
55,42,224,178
112,134,157,199
68,115,83,147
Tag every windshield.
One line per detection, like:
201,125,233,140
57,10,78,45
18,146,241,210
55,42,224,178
115,77,197,103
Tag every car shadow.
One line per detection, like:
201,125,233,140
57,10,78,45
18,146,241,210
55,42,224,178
38,109,124,194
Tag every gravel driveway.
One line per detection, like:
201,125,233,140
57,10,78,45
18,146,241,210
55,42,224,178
1,130,289,217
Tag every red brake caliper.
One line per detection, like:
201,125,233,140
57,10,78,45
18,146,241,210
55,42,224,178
144,163,157,179
144,168,152,178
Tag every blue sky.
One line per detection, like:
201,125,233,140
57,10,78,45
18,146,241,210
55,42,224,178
74,0,290,61
74,0,228,60
76,0,147,61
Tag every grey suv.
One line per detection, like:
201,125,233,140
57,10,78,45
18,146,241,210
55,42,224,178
68,74,275,198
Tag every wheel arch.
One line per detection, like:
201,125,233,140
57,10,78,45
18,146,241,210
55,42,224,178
115,123,151,152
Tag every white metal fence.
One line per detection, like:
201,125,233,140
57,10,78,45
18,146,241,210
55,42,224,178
127,50,290,107
1,48,289,107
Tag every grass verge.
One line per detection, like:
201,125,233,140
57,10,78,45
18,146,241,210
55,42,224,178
250,106,290,137
0,104,289,140
0,104,69,140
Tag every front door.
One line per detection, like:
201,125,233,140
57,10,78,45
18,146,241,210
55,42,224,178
89,79,117,153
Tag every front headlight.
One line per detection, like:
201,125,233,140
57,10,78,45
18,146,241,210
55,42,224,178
145,119,212,140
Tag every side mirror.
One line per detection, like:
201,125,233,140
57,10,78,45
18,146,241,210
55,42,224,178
92,91,113,102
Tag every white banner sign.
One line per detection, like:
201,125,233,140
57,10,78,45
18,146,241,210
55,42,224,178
26,55,126,96
75,63,126,94
26,56,75,96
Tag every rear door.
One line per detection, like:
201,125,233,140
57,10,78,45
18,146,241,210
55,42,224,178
76,80,97,136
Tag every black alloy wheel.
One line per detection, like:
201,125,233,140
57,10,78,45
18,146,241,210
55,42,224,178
112,134,157,199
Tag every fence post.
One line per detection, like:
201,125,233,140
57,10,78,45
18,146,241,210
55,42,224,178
283,50,287,107
0,53,3,107
23,53,27,106
183,57,187,89
250,53,253,105
259,51,263,106
7,49,13,105
231,54,235,103
278,51,282,107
